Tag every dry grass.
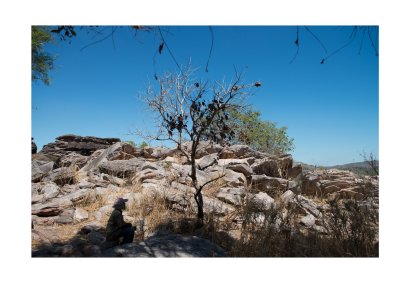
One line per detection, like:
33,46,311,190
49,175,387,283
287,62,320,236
32,163,379,257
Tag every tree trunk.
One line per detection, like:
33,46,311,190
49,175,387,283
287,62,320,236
194,190,204,222
178,131,182,150
190,142,204,224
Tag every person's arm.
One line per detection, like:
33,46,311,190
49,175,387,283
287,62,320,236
115,211,132,228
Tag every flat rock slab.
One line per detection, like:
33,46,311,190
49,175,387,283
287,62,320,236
101,233,226,257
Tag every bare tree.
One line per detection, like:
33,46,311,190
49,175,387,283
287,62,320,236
145,65,261,223
145,64,198,150
361,152,379,176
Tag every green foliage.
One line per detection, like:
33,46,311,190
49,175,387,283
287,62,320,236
32,26,55,85
139,141,149,149
124,140,136,147
124,140,148,149
228,108,294,154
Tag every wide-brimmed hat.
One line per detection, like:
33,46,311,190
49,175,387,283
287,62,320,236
113,197,128,208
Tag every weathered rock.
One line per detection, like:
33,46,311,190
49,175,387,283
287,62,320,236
140,146,173,159
98,158,145,178
251,157,281,178
41,134,120,157
58,245,75,257
59,152,89,168
140,182,166,198
100,173,125,186
32,197,74,214
32,182,41,193
300,214,316,228
196,153,219,170
288,164,302,180
226,163,253,177
202,196,235,216
82,245,102,257
60,184,79,195
249,192,275,210
98,205,113,217
32,206,62,217
43,167,76,185
216,187,245,206
223,169,247,187
32,194,44,204
288,180,300,192
42,183,60,199
251,174,288,193
62,189,96,205
170,182,196,194
77,180,96,190
301,169,378,199
80,142,135,172
87,231,106,246
220,144,264,159
218,158,249,166
276,154,293,179
164,188,193,211
102,233,226,257
32,160,55,182
74,207,89,222
296,195,321,218
79,222,103,234
32,215,57,226
55,215,74,224
181,141,223,159
336,189,364,200
108,142,136,161
280,190,296,205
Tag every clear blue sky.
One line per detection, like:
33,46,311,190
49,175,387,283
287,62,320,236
32,26,378,166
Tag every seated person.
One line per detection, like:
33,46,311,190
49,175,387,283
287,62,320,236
32,137,37,154
106,198,136,244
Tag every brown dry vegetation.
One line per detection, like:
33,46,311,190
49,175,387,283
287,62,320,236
32,168,378,257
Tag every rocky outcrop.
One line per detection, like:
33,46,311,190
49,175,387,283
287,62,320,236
102,232,226,257
301,169,378,199
32,135,379,257
40,134,121,157
32,159,55,182
98,158,145,178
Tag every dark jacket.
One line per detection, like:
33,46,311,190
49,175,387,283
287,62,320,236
32,141,37,154
105,209,131,241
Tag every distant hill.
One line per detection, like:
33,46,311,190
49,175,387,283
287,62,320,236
294,160,379,176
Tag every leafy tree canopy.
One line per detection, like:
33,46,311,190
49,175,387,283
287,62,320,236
32,26,55,85
228,108,294,155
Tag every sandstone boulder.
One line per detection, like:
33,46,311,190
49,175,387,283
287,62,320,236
220,144,264,159
251,157,281,178
301,169,377,199
74,207,89,222
196,153,219,170
42,183,60,200
43,167,76,185
80,142,136,172
101,233,226,257
41,134,120,157
250,174,288,194
32,159,55,182
216,187,245,206
251,192,275,210
288,163,302,180
300,214,316,228
98,158,145,178
202,196,235,216
181,141,223,159
59,152,89,168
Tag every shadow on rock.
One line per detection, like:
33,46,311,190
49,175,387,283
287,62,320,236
32,219,229,257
